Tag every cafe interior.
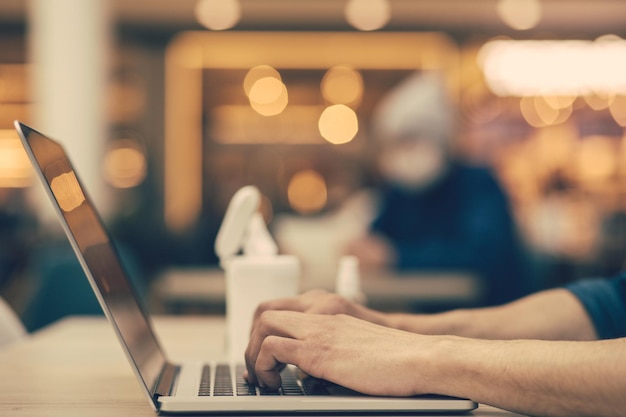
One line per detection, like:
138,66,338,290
1,0,626,335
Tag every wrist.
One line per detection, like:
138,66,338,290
407,334,468,396
384,308,478,336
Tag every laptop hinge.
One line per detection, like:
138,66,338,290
153,363,180,399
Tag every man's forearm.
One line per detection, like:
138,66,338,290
385,288,598,341
423,336,626,417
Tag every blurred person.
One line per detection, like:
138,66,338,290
0,188,38,289
345,72,529,306
243,273,626,417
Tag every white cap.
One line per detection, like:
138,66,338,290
371,72,456,147
215,185,280,268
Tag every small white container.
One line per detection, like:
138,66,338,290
215,186,300,360
225,255,300,360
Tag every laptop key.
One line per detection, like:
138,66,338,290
198,364,211,396
280,368,304,396
301,376,331,396
235,364,257,396
214,364,233,396
259,388,281,396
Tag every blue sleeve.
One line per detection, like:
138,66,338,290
566,274,626,339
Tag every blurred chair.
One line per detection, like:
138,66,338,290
0,297,26,349
22,240,147,332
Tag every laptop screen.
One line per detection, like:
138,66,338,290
16,122,166,402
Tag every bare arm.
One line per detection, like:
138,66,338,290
432,336,626,417
244,311,626,417
255,288,598,341
388,288,598,341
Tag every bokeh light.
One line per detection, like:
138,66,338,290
243,65,281,97
287,169,328,214
243,66,289,117
496,0,542,31
583,93,615,111
576,136,617,182
478,39,626,97
249,77,284,105
321,65,363,107
318,104,358,144
194,0,241,31
519,96,573,127
103,139,147,189
344,0,391,31
249,77,289,116
543,96,576,110
609,95,626,126
519,97,545,128
0,129,31,188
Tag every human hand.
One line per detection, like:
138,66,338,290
344,234,396,270
252,289,388,327
244,310,434,396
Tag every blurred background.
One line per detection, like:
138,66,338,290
2,0,626,332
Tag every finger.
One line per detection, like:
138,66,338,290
306,293,351,315
253,296,307,323
243,362,286,386
254,335,302,390
252,290,329,322
245,310,309,386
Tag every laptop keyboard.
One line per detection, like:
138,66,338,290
198,364,330,397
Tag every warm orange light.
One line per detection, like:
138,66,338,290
520,97,572,127
249,77,288,116
321,65,363,107
164,31,458,230
194,0,241,31
249,77,284,105
243,65,281,97
344,0,391,31
211,105,326,144
287,169,328,214
519,97,544,128
50,172,85,212
535,96,572,125
0,130,32,188
103,140,147,189
479,38,626,97
543,96,576,110
318,104,359,145
609,95,626,126
496,0,542,31
576,136,617,182
584,93,615,111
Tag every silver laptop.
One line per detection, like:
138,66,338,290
15,120,477,414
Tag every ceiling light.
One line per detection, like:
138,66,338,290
287,169,327,215
243,65,281,97
479,39,626,96
344,0,391,31
496,0,542,31
318,104,358,144
194,0,241,31
321,65,363,107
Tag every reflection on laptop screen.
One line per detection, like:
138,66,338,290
19,123,166,396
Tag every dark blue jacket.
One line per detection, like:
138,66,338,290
371,162,529,306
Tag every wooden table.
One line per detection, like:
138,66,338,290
0,316,526,416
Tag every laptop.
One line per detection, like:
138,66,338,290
14,120,477,414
